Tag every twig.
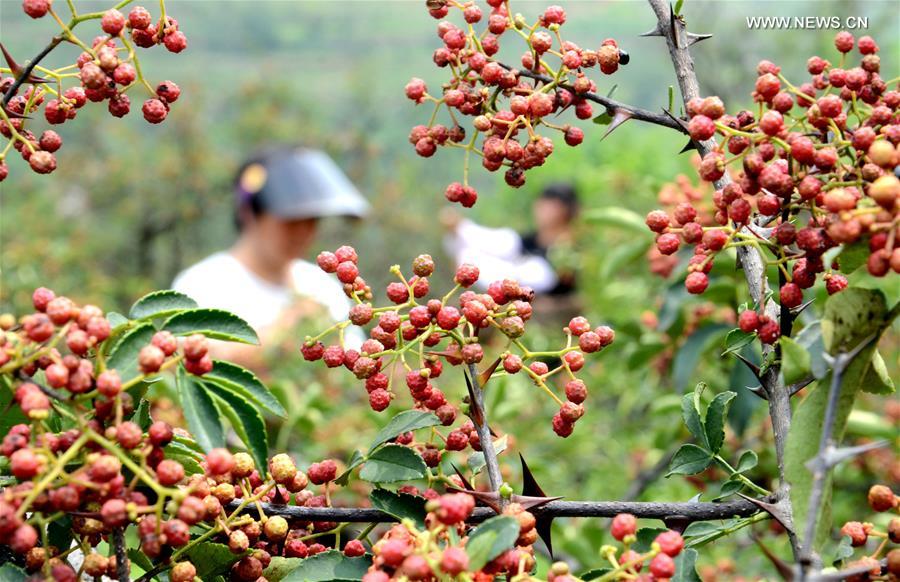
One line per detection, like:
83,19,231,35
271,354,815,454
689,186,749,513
111,527,130,582
2,36,64,108
465,362,503,495
799,334,877,575
503,66,687,132
227,497,760,522
644,0,798,558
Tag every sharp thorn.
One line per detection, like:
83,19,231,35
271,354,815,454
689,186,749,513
686,32,713,46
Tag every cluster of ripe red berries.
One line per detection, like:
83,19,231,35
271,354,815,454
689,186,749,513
838,484,900,580
646,32,898,315
607,513,686,579
2,1,183,179
406,0,627,206
0,288,355,581
306,246,613,439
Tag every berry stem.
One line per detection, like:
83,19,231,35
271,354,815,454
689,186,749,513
15,431,90,518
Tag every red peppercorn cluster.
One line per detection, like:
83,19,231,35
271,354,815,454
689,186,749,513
836,484,900,580
306,247,614,438
1,2,184,180
645,32,898,315
406,1,628,206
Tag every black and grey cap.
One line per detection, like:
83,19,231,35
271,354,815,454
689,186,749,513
235,148,370,219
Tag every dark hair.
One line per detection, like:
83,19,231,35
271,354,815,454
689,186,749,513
232,150,276,231
540,182,579,219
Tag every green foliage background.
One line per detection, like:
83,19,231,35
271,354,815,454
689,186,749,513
0,0,897,576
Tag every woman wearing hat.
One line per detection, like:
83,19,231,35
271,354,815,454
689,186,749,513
172,147,369,370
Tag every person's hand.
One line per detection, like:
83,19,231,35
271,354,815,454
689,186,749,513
440,207,463,232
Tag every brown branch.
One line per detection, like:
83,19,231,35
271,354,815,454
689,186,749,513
465,363,503,495
2,36,63,108
228,497,761,522
644,0,798,558
111,527,130,582
505,65,687,133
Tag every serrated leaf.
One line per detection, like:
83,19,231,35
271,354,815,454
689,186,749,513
713,479,744,501
672,548,701,581
468,434,508,476
369,410,441,452
682,521,727,538
860,350,894,394
130,289,198,320
359,445,427,483
282,551,371,582
176,367,225,453
582,207,649,235
106,322,156,384
704,392,736,454
836,241,868,274
780,336,811,385
208,383,269,472
163,308,258,344
465,516,521,571
722,328,755,355
335,450,365,486
132,398,152,430
203,360,286,417
632,527,667,552
736,450,758,473
592,111,613,125
667,444,713,476
681,391,707,447
832,535,854,565
369,489,427,528
672,324,731,392
182,542,240,580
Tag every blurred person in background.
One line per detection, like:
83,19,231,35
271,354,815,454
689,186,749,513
443,183,581,322
173,147,369,372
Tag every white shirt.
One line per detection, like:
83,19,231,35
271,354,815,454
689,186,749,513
444,219,558,293
172,252,354,339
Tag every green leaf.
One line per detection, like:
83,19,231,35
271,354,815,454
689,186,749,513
682,521,728,538
672,324,731,391
359,445,427,483
465,516,521,571
468,434,508,476
182,542,240,580
860,350,894,394
581,568,614,580
281,551,371,582
163,308,258,344
673,0,685,15
369,410,441,452
203,360,286,417
164,444,204,476
369,489,427,528
836,240,869,274
786,289,897,554
263,557,304,582
0,377,27,439
672,548,701,581
704,392,736,454
106,322,156,384
208,383,269,472
832,535,855,566
632,527,667,552
176,367,225,453
335,450,365,486
780,337,811,385
107,311,129,329
47,516,73,555
132,398,152,431
592,111,613,125
130,289,198,320
0,563,27,582
127,548,155,573
680,389,707,447
796,322,827,379
713,478,744,501
582,207,649,235
736,450,758,473
727,351,761,437
667,444,713,476
722,329,755,355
